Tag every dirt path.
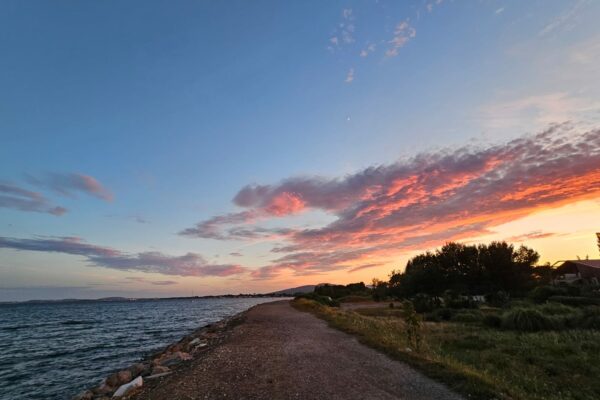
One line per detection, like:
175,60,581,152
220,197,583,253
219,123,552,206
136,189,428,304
131,300,463,400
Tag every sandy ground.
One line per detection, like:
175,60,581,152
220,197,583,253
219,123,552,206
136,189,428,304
131,300,464,400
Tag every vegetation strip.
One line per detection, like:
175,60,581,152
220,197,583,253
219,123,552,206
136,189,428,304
293,298,502,400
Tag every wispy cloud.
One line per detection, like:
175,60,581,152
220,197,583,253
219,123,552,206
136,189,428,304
125,277,178,285
505,231,559,242
106,214,149,224
28,173,113,201
359,43,376,57
426,0,444,13
347,263,384,273
0,236,246,277
340,9,355,44
539,0,588,36
0,183,67,216
386,21,416,57
481,92,600,131
328,8,355,51
183,124,600,279
345,68,355,83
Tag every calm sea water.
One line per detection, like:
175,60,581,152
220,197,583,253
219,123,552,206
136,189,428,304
0,297,280,400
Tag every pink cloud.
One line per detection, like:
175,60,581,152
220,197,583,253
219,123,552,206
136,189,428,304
0,183,67,215
183,123,600,279
28,172,113,202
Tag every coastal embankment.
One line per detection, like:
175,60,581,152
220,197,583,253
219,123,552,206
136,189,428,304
82,300,463,400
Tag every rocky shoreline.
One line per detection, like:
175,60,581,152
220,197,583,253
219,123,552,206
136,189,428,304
72,307,249,399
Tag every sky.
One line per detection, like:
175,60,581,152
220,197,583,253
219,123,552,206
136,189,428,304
1,0,600,301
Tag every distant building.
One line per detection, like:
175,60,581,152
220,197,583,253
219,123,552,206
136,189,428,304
554,260,600,285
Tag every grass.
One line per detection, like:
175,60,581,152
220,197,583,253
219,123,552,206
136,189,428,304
352,307,405,318
337,295,373,303
292,298,600,400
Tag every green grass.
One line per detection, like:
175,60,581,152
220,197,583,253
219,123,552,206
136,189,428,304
292,298,600,400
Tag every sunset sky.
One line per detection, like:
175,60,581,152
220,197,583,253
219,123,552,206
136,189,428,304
1,0,599,301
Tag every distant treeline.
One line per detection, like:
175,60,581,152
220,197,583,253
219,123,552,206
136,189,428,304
384,241,552,298
305,241,559,303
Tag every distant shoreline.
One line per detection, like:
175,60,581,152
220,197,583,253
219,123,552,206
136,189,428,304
0,293,293,306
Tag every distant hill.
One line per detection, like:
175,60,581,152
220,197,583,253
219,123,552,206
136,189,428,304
269,285,316,296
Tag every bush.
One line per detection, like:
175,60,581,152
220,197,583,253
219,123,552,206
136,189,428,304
295,293,340,307
483,314,502,328
485,291,510,307
451,310,484,323
538,302,578,316
447,297,479,309
548,296,600,307
501,308,556,332
412,293,439,313
337,295,372,303
529,286,566,304
424,307,454,322
578,307,600,329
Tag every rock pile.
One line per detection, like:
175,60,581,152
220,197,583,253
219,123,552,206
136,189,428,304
72,317,236,399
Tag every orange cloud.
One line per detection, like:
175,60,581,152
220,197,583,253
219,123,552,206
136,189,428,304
265,192,306,216
183,123,600,279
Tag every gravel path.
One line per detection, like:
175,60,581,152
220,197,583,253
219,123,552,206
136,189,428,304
131,300,464,400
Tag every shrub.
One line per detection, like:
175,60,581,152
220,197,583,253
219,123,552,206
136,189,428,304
451,310,484,323
424,307,454,322
529,286,566,304
437,308,454,320
578,307,600,329
483,314,502,328
447,297,479,309
501,308,556,332
484,291,510,307
538,302,577,316
412,293,439,313
565,285,581,296
337,295,372,303
548,296,600,307
295,293,340,307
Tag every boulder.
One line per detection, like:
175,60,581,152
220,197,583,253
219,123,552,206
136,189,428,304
106,370,132,387
113,376,143,398
92,383,113,396
161,351,192,367
117,370,132,384
128,362,149,377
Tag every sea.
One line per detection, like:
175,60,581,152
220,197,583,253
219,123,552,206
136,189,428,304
0,297,281,400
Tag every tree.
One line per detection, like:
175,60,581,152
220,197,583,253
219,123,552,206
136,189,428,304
388,241,540,298
371,278,388,301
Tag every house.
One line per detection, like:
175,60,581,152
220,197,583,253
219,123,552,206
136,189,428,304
554,259,600,285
